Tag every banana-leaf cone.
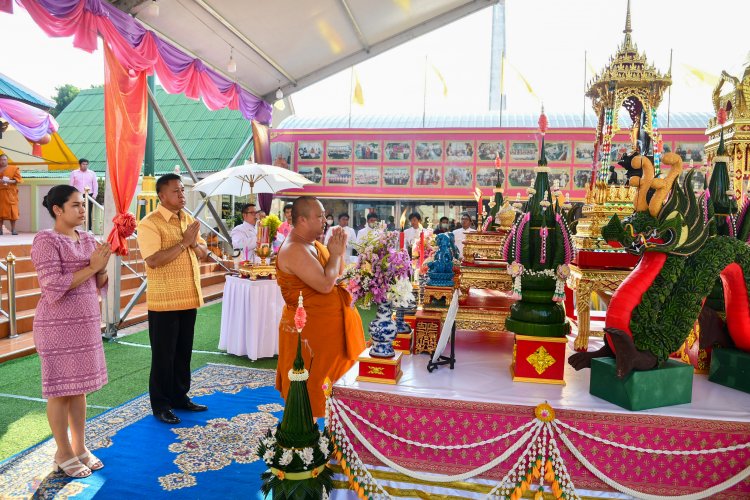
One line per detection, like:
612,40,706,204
256,332,334,499
504,108,574,338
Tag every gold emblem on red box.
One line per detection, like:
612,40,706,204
367,366,385,376
527,346,556,375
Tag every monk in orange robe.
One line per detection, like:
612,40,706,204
275,196,365,417
0,154,22,235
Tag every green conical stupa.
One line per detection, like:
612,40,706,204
504,109,573,338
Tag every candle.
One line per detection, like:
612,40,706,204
419,231,425,269
399,231,405,250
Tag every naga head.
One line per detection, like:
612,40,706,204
602,167,710,256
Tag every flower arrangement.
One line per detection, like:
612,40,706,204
342,223,414,309
256,292,334,499
410,227,437,272
261,213,283,242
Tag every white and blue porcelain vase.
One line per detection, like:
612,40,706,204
368,302,398,358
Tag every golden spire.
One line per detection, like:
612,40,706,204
623,0,633,47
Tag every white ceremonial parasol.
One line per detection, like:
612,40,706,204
193,161,312,197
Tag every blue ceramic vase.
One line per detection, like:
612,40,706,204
368,302,398,358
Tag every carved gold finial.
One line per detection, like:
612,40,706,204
623,0,632,46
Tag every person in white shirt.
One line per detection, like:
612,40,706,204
325,213,357,263
69,158,98,230
356,212,380,245
402,212,422,257
452,213,477,259
230,203,258,260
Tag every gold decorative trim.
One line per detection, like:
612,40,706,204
515,334,568,343
355,371,403,385
270,464,326,481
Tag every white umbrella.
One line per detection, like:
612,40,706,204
193,162,312,197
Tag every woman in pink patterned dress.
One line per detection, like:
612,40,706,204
32,185,111,478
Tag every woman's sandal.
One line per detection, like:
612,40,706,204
53,456,92,478
78,451,104,471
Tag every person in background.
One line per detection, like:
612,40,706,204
402,212,422,254
32,185,111,477
0,153,22,235
274,196,365,416
434,216,450,234
356,212,380,244
326,214,334,227
386,215,396,231
69,158,98,231
137,174,209,425
277,203,294,238
325,213,357,263
452,212,477,258
257,209,267,222
230,203,258,260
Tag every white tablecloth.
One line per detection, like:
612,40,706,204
219,276,285,360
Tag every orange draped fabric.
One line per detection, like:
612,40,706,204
103,43,146,255
275,241,365,417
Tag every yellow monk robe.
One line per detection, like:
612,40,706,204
275,241,365,417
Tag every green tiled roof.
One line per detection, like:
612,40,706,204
0,73,55,110
55,86,253,175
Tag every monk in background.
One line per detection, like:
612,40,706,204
275,196,365,417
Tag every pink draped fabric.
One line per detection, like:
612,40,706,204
0,97,58,142
16,0,272,123
104,43,146,256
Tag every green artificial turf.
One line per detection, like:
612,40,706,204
0,301,376,461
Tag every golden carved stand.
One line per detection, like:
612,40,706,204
461,231,508,263
567,264,632,351
458,265,512,297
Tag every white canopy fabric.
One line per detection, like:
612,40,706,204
115,0,499,103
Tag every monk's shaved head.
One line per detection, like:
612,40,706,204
292,196,322,225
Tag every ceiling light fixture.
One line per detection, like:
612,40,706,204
274,99,286,111
146,0,159,17
227,47,237,73
275,87,284,100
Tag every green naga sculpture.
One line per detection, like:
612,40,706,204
502,110,577,337
256,293,334,499
568,150,750,379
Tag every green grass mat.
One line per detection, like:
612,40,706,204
0,301,376,461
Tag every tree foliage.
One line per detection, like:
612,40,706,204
50,84,80,117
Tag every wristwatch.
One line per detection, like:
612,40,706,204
179,243,186,251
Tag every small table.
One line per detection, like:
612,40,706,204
567,264,633,351
219,276,285,360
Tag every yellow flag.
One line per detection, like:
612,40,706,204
503,55,537,98
352,69,364,106
430,63,448,97
681,63,720,87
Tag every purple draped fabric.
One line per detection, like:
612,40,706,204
16,0,273,124
257,193,272,214
0,97,58,141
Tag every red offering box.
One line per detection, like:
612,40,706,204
511,335,567,385
392,333,412,354
414,311,442,355
403,315,417,330
573,250,640,269
357,350,403,384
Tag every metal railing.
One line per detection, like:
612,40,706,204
1,253,17,338
84,190,105,236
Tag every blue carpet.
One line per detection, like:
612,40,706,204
0,364,285,499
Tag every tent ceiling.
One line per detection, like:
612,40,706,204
110,0,499,103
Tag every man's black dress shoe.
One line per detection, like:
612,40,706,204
175,401,208,412
154,410,181,424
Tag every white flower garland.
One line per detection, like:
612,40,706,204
331,397,535,483
334,398,535,450
287,369,309,382
555,420,750,455
327,396,750,499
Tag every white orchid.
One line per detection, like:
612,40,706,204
387,277,415,308
263,449,275,464
298,447,315,466
279,449,293,466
